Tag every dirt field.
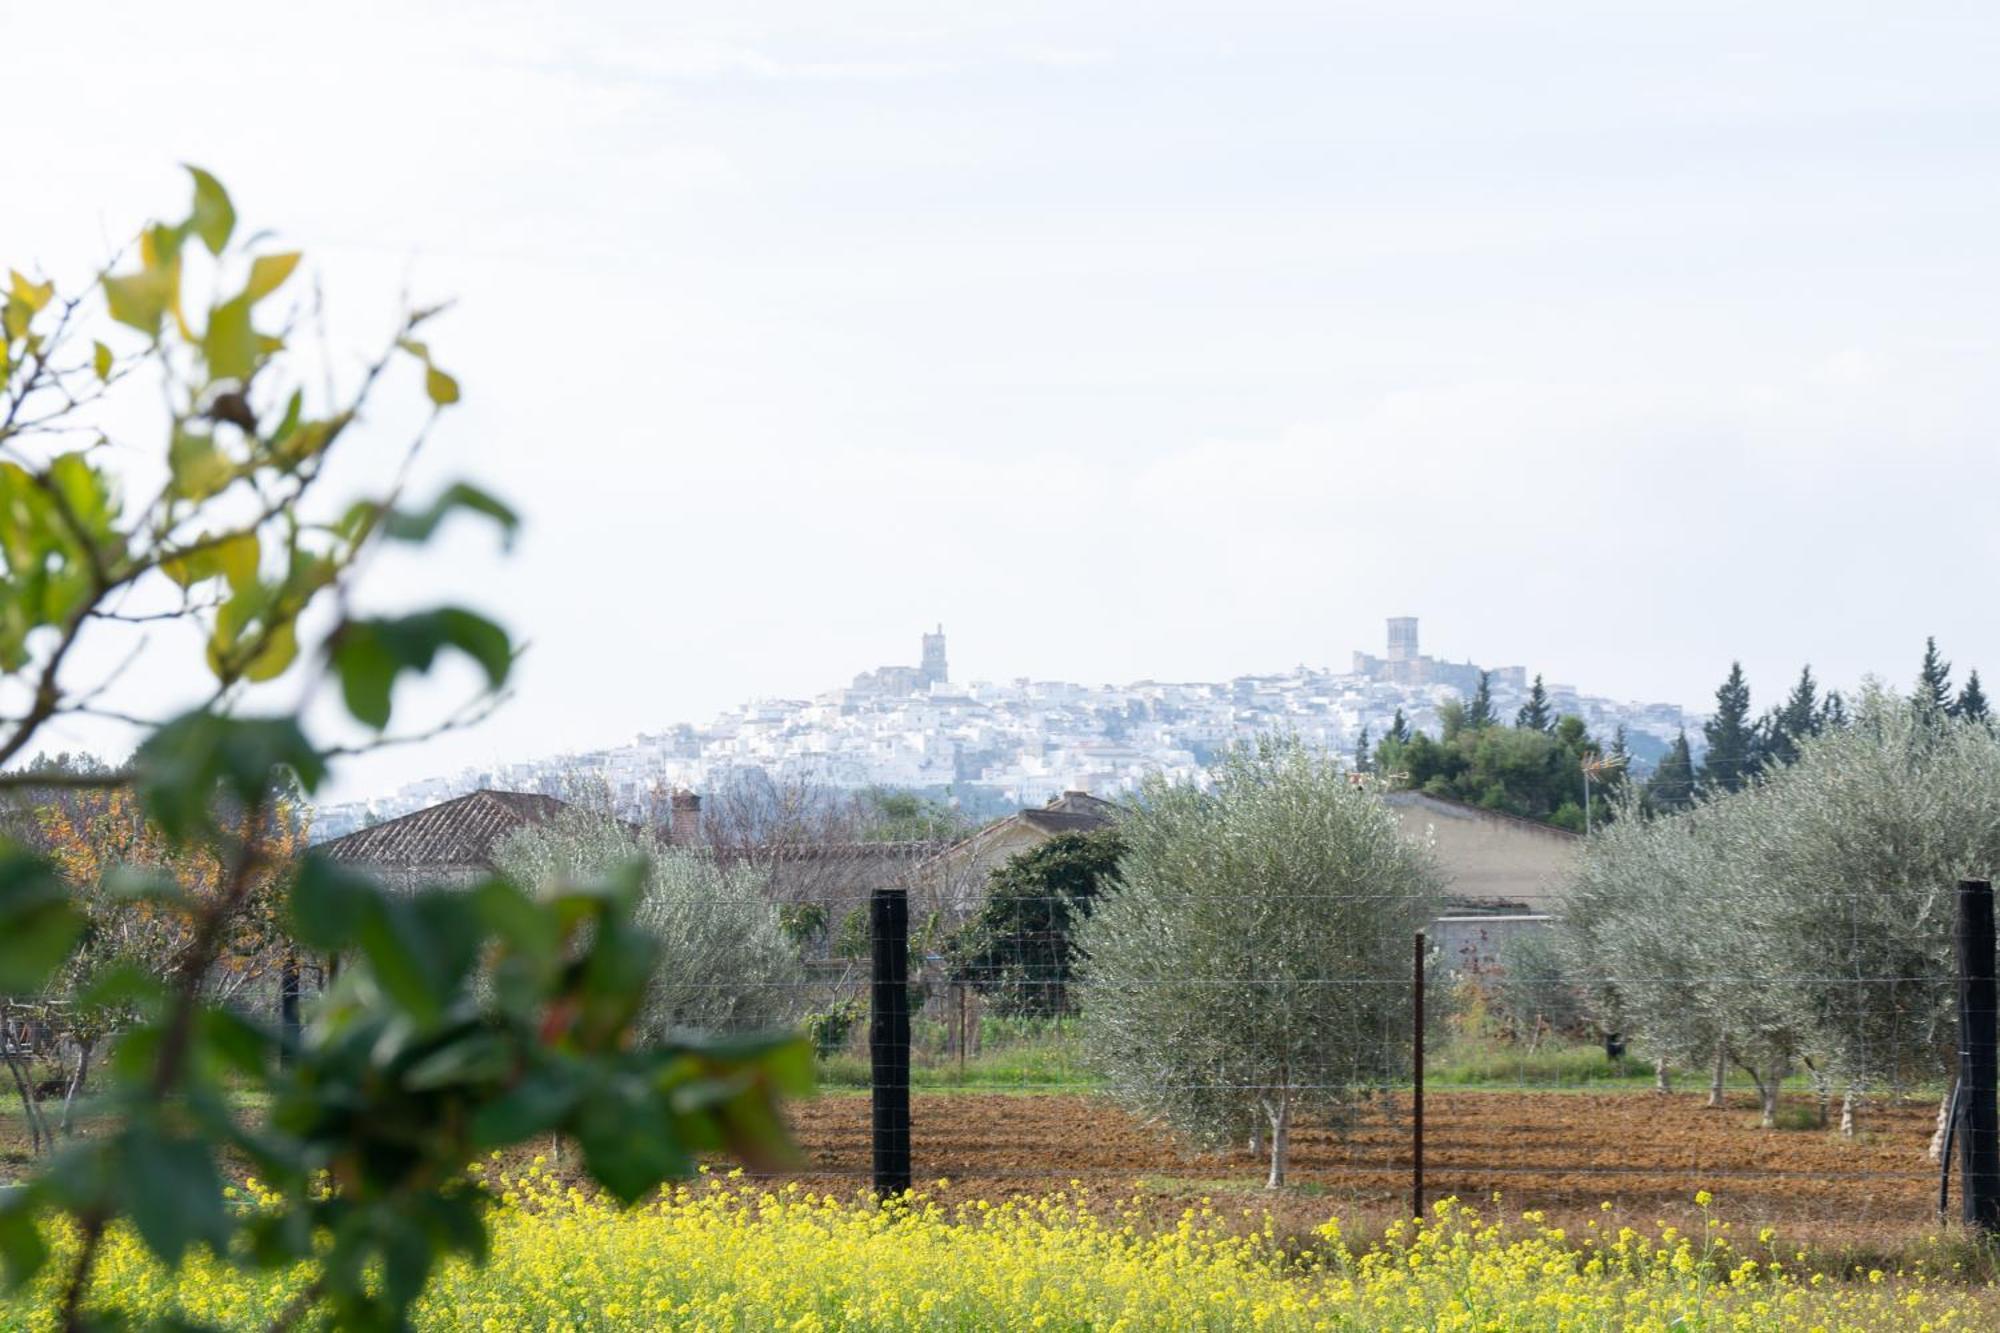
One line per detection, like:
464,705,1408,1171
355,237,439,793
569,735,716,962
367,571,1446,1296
783,1088,1944,1242
1,1086,1950,1251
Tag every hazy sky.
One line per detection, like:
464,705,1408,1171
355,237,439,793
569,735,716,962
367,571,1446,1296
7,1,2000,798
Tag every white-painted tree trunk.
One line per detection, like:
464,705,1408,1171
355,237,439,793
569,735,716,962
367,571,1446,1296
1266,1095,1291,1189
1840,1085,1858,1138
1707,1042,1727,1109
59,1036,93,1138
1929,1092,1953,1163
1655,1055,1672,1095
1758,1064,1781,1130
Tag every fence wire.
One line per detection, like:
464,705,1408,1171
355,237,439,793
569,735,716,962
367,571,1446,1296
0,880,1976,1227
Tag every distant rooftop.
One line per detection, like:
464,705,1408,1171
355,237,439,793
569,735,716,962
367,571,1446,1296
314,789,567,869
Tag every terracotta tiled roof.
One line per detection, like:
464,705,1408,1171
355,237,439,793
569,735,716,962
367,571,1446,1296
1017,809,1117,836
314,790,569,869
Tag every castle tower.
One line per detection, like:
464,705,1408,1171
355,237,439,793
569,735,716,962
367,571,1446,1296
1386,616,1419,663
921,624,948,686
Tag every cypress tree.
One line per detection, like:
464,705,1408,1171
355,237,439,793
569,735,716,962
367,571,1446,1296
1599,724,1632,802
1352,725,1372,773
1819,689,1849,730
1700,661,1758,794
1957,670,1990,724
1465,672,1495,730
1515,674,1554,733
1763,664,1819,766
1916,636,1954,719
1386,707,1410,744
1646,730,1696,812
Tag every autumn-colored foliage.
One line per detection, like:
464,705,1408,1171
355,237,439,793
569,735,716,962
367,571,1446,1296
25,785,309,1006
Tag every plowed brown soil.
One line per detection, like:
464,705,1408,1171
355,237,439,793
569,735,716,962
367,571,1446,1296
781,1089,1942,1241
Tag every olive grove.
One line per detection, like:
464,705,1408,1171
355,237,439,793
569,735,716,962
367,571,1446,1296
1560,690,2000,1133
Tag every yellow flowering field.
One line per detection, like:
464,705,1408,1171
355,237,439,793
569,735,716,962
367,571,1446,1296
6,1168,1994,1331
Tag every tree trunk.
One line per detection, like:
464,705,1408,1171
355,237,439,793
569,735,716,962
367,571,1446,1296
4,1053,47,1156
60,1036,93,1138
1707,1041,1727,1109
1840,1085,1858,1139
1265,1095,1290,1190
1756,1063,1782,1130
1655,1055,1672,1095
279,951,302,1069
1248,1123,1263,1158
1930,1090,1953,1163
1808,1064,1830,1129
1,1010,49,1156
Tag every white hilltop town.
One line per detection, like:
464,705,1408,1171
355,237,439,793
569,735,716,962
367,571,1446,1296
311,618,1695,840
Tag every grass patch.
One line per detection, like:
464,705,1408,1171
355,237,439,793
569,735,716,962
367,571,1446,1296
1429,1039,1655,1089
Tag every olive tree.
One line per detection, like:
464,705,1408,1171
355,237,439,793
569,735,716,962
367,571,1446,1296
496,809,809,1035
1561,797,1740,1107
1078,739,1443,1188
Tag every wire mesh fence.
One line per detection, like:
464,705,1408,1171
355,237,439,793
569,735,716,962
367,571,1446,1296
0,876,1981,1236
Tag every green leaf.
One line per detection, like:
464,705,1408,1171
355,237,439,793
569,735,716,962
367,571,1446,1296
424,365,460,406
470,879,544,954
121,1121,229,1265
7,270,53,313
330,622,396,729
76,963,168,1014
330,608,513,731
134,713,325,841
102,269,171,336
185,165,236,256
378,482,518,551
378,1211,435,1312
239,615,299,683
267,389,303,450
420,1192,490,1265
161,530,258,590
470,1066,582,1146
0,850,85,992
0,1188,47,1290
168,429,233,501
199,1008,274,1078
402,1032,513,1090
575,1085,688,1202
92,340,113,381
246,251,301,303
289,855,380,950
203,295,256,382
356,892,481,1026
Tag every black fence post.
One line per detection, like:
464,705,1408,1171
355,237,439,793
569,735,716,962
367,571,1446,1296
870,886,912,1198
1412,929,1425,1223
1956,878,2000,1231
